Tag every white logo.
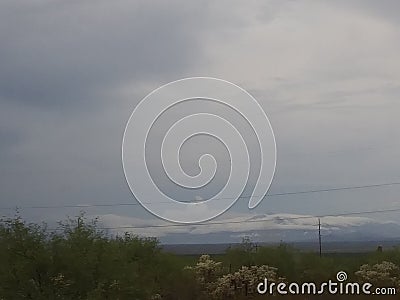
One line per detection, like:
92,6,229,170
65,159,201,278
336,271,348,282
122,77,276,223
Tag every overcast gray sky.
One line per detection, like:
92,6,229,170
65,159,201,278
1,0,400,239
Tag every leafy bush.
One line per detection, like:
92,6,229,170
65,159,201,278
0,214,180,300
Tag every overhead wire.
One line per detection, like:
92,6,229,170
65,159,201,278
1,181,399,210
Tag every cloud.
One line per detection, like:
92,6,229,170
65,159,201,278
97,212,392,239
0,0,213,107
1,0,400,241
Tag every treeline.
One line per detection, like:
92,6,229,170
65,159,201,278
223,237,400,283
0,214,399,299
0,214,198,300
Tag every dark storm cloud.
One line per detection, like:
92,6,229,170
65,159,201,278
0,128,20,153
0,0,209,108
0,0,228,222
1,0,400,236
336,0,400,23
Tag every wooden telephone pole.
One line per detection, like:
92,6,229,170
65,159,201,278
318,218,322,257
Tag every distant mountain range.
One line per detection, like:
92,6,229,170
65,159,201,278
100,213,400,248
158,213,400,244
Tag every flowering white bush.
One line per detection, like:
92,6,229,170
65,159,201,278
185,254,223,286
355,261,400,289
211,265,282,299
187,255,282,299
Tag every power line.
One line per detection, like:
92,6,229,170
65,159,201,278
2,181,400,211
47,206,400,231
284,142,400,157
318,207,400,218
267,182,400,196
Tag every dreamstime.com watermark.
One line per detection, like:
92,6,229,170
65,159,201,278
122,77,276,223
257,271,397,296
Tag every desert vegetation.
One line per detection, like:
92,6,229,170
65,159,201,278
0,214,399,299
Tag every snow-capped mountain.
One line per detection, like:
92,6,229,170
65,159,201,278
99,213,400,244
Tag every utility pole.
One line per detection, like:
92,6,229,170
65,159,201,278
318,218,322,257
